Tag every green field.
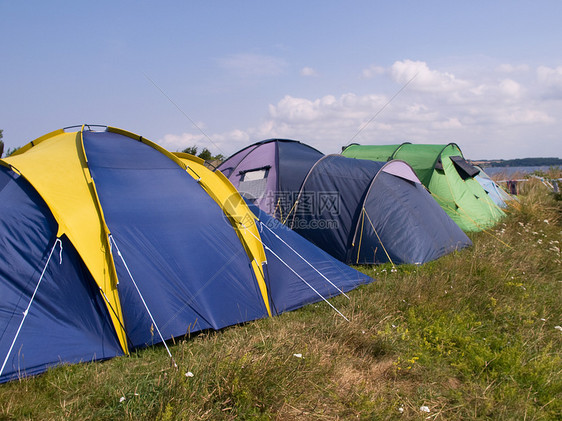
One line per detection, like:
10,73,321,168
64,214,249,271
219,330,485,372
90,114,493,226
1,177,561,420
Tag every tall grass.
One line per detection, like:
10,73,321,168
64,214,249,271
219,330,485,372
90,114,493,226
1,187,560,420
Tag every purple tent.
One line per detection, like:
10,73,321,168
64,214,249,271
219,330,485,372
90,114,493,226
217,139,323,220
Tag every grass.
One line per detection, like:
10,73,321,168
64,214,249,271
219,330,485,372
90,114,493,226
1,182,561,420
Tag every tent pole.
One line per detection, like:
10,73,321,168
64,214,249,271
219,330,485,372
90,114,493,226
363,211,396,269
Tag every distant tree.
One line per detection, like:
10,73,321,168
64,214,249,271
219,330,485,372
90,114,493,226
197,148,212,161
5,147,21,157
181,146,198,156
180,145,223,162
0,131,23,157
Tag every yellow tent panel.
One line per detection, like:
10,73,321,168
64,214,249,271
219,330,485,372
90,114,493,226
2,130,128,353
174,152,271,317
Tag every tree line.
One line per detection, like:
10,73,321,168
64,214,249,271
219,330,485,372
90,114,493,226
180,145,224,162
479,157,562,167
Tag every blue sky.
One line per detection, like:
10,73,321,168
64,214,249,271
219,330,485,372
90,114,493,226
1,1,561,159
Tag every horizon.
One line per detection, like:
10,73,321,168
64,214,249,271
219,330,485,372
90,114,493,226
1,1,561,160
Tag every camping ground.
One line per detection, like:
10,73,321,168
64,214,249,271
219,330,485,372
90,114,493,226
0,173,561,420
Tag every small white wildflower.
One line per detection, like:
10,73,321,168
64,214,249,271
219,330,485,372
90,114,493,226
420,405,430,413
185,371,194,377
362,330,366,334
398,407,404,413
540,318,546,322
392,324,397,328
555,326,562,332
544,219,549,224
293,353,303,358
134,393,139,396
119,396,126,403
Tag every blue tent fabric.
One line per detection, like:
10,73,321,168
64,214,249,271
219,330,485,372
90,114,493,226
0,166,122,383
217,139,324,219
475,174,513,208
247,203,373,315
1,127,380,383
291,155,471,265
82,131,269,348
276,140,324,195
292,156,385,262
359,172,471,264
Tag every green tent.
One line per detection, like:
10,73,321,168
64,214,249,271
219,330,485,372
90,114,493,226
342,143,505,232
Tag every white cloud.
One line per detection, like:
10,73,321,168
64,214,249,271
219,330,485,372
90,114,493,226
160,128,253,157
390,60,469,92
432,117,463,130
361,64,385,79
217,53,287,77
163,60,562,159
300,66,318,77
268,93,387,125
160,132,206,151
537,65,562,86
497,63,530,73
499,79,522,98
537,65,562,98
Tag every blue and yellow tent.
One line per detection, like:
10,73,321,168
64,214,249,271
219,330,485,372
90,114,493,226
0,126,372,382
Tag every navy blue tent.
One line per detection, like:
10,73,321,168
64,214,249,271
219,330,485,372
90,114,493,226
289,155,472,265
0,165,123,380
0,126,373,383
217,139,323,220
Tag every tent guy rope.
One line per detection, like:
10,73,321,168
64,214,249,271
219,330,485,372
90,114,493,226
109,235,178,368
0,238,62,377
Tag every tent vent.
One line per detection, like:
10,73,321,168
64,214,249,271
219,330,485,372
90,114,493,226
450,156,480,180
